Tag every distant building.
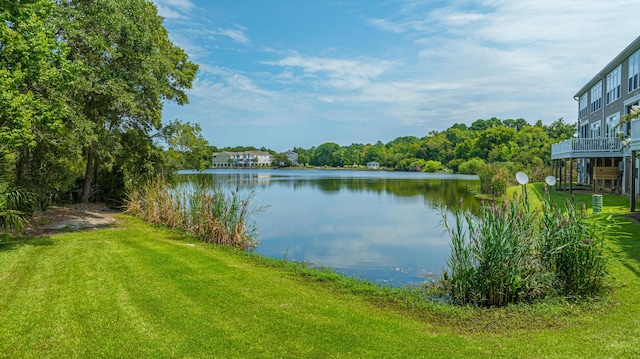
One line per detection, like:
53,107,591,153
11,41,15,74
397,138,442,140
212,151,273,167
211,152,234,167
367,161,380,169
284,150,298,165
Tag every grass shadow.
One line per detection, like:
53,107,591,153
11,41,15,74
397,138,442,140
512,183,640,282
607,216,640,280
0,235,55,252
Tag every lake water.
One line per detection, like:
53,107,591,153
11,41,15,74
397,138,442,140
177,169,479,286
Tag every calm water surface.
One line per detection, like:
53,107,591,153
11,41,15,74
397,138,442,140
178,169,479,286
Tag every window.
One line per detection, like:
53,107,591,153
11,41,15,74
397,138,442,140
579,94,588,119
605,113,619,138
590,81,602,112
590,121,601,138
580,123,589,138
629,50,640,92
606,65,621,104
625,101,639,136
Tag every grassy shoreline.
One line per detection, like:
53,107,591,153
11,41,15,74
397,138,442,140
1,185,640,357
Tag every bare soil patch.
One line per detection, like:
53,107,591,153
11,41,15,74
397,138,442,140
22,203,118,236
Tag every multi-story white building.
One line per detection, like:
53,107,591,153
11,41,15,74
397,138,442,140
211,151,273,167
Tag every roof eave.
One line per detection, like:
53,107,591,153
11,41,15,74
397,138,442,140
574,35,640,98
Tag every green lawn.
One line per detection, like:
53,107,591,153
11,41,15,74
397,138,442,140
1,197,640,358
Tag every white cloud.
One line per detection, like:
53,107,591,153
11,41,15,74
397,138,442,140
161,0,195,10
218,25,250,44
153,0,197,20
155,4,184,19
263,55,394,90
362,0,640,127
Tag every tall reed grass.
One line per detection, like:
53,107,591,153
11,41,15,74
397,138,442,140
440,188,611,307
125,176,266,249
539,197,608,297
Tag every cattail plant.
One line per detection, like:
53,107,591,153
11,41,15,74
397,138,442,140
125,176,266,249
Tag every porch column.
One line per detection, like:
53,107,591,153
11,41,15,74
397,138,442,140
569,158,573,195
564,159,568,192
552,160,557,190
559,159,564,191
632,150,636,212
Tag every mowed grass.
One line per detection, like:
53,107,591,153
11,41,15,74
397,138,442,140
1,206,640,358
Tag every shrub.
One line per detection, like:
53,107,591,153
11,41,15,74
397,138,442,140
457,158,485,174
539,198,608,297
423,160,442,173
477,163,511,197
440,197,545,306
0,153,36,233
125,176,266,249
440,190,609,307
396,157,425,172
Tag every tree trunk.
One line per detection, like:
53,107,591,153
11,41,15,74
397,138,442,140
80,149,94,203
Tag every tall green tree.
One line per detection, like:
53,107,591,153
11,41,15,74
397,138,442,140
57,0,198,202
293,146,313,166
1,0,85,207
1,0,66,151
163,120,211,171
363,142,386,163
545,118,575,142
312,142,341,167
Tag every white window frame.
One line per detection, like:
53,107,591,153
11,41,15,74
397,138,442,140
629,50,640,93
590,121,601,138
580,123,589,138
606,65,621,104
605,113,620,138
579,94,588,119
590,81,602,113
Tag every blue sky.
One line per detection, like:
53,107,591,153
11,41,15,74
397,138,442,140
152,0,640,152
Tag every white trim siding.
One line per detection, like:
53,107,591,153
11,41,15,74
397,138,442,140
606,65,621,104
590,81,602,113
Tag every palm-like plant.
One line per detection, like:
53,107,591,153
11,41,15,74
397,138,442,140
0,151,34,233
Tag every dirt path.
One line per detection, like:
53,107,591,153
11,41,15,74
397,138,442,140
22,203,118,236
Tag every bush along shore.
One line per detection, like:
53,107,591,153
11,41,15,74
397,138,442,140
125,176,266,249
439,186,612,307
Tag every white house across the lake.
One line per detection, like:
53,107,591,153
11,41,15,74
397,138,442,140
212,151,273,167
367,161,380,169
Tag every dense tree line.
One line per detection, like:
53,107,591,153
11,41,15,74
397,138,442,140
207,118,573,197
285,118,573,175
1,0,202,228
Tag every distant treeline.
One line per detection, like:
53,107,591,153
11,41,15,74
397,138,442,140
209,117,574,175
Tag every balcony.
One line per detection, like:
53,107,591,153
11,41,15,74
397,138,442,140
631,119,640,151
551,137,624,160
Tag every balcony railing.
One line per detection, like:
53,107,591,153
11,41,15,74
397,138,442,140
631,119,640,151
551,137,623,159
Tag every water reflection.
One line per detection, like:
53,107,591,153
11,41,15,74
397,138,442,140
177,169,480,286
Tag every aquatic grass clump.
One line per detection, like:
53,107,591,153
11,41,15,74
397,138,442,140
441,197,548,307
440,188,612,307
539,198,609,297
125,176,265,249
